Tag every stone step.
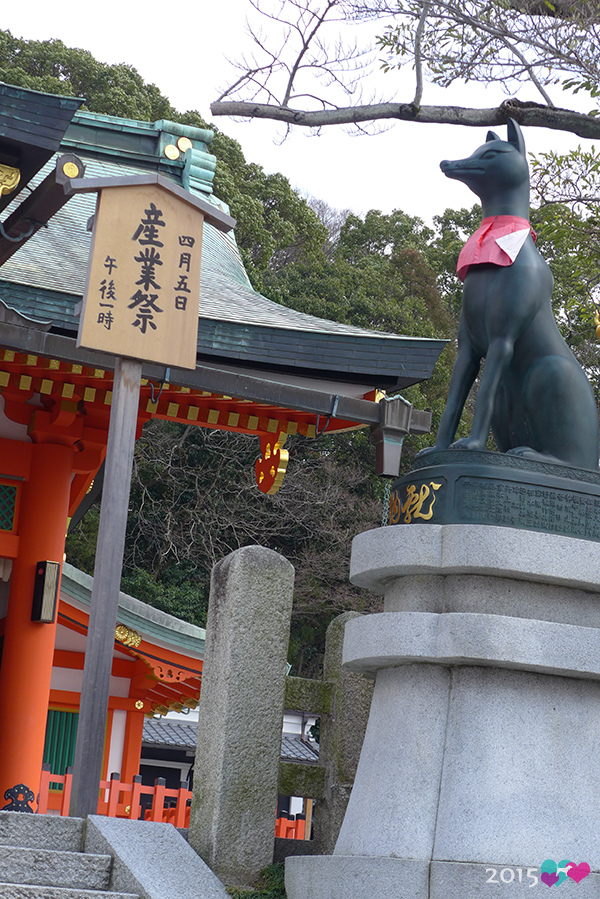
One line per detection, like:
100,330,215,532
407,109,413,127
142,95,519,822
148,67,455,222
0,846,112,890
0,886,139,899
0,813,84,852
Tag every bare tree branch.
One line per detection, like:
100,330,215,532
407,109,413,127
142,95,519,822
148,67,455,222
283,0,339,105
496,33,555,106
211,96,600,138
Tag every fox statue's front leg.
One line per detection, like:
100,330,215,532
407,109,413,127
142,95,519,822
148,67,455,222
451,335,515,451
417,318,480,457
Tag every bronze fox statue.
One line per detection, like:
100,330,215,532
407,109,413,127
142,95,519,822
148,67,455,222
421,118,599,471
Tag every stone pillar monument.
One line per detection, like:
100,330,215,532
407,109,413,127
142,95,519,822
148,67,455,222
188,545,294,887
312,612,374,856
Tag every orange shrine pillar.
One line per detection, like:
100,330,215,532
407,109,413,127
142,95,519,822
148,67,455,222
0,441,73,804
121,708,146,783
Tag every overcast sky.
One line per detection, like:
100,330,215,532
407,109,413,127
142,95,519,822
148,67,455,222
0,1,593,223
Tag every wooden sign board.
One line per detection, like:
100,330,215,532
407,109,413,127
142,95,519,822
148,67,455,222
78,183,203,369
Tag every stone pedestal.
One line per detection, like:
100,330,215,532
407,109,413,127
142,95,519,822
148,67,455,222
389,448,600,541
286,524,600,898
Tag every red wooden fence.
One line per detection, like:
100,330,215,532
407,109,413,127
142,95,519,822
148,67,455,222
38,766,192,827
275,812,306,840
38,765,307,838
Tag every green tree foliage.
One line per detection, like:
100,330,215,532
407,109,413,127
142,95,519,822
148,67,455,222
207,138,328,290
427,206,483,320
529,146,600,398
263,205,464,468
0,31,176,121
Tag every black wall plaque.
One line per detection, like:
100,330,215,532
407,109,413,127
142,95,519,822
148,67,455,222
31,560,60,623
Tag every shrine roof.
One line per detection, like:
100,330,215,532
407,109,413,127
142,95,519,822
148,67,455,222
61,562,205,659
281,734,320,763
57,563,203,716
0,108,446,389
142,717,198,751
0,82,83,215
142,717,321,763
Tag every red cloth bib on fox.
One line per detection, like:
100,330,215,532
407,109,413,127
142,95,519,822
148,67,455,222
457,215,537,282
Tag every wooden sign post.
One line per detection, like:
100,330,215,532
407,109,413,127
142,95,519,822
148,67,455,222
69,355,142,817
67,175,234,817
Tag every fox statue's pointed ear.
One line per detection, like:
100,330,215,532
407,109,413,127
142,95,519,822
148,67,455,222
507,118,526,156
486,130,501,142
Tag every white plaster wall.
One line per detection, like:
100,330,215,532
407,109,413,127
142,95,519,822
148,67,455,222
105,709,127,779
50,667,130,697
283,713,303,736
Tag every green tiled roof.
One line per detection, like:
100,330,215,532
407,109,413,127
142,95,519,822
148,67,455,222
0,81,83,153
61,563,205,658
61,112,217,196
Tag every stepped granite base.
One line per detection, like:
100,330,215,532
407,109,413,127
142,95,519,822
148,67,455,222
286,524,600,898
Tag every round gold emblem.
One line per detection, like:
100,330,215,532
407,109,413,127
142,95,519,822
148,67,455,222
177,137,193,152
135,700,144,710
62,161,80,178
164,144,180,160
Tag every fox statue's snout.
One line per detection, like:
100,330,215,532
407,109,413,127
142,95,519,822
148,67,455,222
440,121,530,201
439,156,491,175
439,158,463,175
439,156,485,187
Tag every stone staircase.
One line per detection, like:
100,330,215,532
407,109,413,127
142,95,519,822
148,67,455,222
0,812,139,899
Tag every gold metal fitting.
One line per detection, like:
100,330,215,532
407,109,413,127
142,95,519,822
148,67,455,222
62,161,81,179
115,624,142,648
0,164,20,197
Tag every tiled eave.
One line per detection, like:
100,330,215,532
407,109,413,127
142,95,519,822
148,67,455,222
0,278,446,390
0,309,412,432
